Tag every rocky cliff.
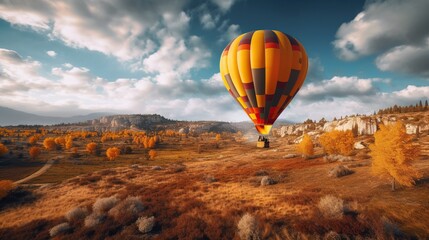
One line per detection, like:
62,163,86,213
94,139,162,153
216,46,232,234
279,112,429,137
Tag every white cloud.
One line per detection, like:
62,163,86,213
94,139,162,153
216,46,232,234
46,50,57,57
299,76,380,101
200,12,219,29
333,0,429,78
0,48,238,120
218,24,240,43
0,0,196,64
211,0,238,12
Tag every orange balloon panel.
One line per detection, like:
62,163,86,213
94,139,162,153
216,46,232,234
220,30,308,135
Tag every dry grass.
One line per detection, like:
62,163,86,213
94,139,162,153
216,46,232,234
0,130,428,239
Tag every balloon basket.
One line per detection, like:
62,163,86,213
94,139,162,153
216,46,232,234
257,136,270,148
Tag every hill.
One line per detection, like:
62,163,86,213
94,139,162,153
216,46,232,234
0,106,111,126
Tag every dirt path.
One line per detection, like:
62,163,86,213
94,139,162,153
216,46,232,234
14,159,55,184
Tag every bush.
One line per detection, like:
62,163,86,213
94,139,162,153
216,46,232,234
106,147,120,160
296,133,314,158
0,180,15,199
86,142,97,154
136,216,155,233
317,195,344,219
328,165,354,178
43,137,57,151
108,196,144,224
49,222,71,237
319,130,354,155
260,176,275,186
323,231,341,240
28,146,41,160
92,196,119,214
323,154,352,163
237,213,260,240
65,206,88,223
149,150,157,160
84,213,105,228
0,143,9,156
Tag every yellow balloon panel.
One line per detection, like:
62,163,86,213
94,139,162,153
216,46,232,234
220,30,308,135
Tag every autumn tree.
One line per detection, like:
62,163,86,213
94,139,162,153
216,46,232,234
149,150,157,160
319,130,354,155
86,142,97,155
65,137,73,150
54,137,66,147
0,180,15,199
215,134,221,141
370,121,421,191
43,137,57,151
106,147,120,160
296,134,314,159
29,146,41,160
28,136,38,145
0,143,9,157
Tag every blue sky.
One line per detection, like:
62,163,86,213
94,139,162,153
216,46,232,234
0,0,428,122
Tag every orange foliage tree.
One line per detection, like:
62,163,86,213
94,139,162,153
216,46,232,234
0,180,15,199
106,147,120,160
215,134,221,141
65,137,73,150
319,130,354,155
43,137,57,151
29,146,41,160
55,137,66,147
370,121,421,191
28,136,38,145
86,142,97,154
149,150,157,160
0,143,9,157
296,134,314,158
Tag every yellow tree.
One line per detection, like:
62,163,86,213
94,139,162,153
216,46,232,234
28,136,38,145
29,146,41,160
319,130,354,155
0,143,8,157
86,142,97,154
149,150,157,160
106,147,120,160
54,137,66,147
370,121,421,191
65,137,73,150
0,180,15,199
215,134,221,141
43,137,57,151
296,134,314,158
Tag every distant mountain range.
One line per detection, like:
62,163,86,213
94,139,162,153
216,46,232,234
0,106,112,126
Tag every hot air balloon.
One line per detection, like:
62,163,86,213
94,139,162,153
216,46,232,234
219,30,308,140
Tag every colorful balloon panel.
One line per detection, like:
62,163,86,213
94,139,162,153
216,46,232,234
220,30,308,135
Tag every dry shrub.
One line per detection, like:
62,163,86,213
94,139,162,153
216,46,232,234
237,213,260,240
149,149,157,160
136,216,155,233
152,165,162,170
92,196,119,214
204,175,217,183
108,196,144,224
84,213,105,228
65,206,88,223
317,195,344,219
328,165,354,178
0,180,15,199
260,176,275,186
323,231,341,240
49,222,71,237
323,154,353,163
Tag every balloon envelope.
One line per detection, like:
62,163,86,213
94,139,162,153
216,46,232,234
219,30,308,135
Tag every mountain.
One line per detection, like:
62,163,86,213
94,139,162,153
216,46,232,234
0,106,111,126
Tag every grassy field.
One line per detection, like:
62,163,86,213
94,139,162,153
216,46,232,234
0,128,428,239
